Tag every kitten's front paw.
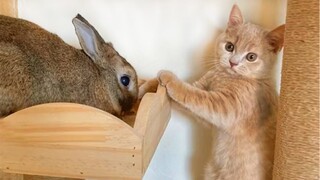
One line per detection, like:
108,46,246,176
157,70,177,86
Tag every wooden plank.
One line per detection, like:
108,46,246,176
0,170,23,180
24,175,80,180
0,0,17,17
0,103,141,149
1,145,142,179
272,0,319,179
134,86,169,136
0,103,142,179
134,86,171,173
0,86,171,179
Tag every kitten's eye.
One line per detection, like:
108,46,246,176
120,75,130,87
225,42,234,52
246,53,258,62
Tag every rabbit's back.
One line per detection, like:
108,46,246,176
0,15,97,68
0,15,73,60
0,15,121,116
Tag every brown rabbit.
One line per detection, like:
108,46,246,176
0,14,138,117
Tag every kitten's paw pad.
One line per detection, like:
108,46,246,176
157,70,176,86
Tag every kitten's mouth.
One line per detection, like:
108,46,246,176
226,67,237,74
220,62,237,74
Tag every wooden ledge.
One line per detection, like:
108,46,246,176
0,86,171,179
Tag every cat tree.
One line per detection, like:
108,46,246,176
272,0,319,179
0,0,318,179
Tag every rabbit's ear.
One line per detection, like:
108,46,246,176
72,14,105,61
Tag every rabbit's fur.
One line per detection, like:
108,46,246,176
0,14,138,117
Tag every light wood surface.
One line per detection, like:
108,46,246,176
0,104,143,179
0,0,17,17
134,86,171,173
0,86,171,179
0,103,141,148
0,171,24,180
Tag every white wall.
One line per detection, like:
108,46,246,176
18,0,287,179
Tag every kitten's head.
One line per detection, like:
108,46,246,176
216,5,285,79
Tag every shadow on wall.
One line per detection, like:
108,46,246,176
182,28,223,180
256,1,286,93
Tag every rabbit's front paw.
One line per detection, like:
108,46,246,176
158,70,177,87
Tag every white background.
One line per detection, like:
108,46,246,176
18,0,287,179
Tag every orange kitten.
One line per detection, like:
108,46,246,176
158,5,285,180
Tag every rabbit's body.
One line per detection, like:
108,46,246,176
0,15,138,117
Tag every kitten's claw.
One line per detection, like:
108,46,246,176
157,70,176,86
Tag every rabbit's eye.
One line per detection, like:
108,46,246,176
120,75,130,87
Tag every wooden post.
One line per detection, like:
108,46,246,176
0,0,17,17
273,0,319,179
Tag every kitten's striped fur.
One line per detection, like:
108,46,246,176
159,5,285,180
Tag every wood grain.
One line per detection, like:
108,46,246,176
0,0,17,17
134,86,171,173
0,86,171,179
0,170,23,180
0,103,142,179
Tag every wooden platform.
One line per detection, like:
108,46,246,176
0,86,171,180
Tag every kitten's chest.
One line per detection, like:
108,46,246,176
206,74,237,91
200,68,251,91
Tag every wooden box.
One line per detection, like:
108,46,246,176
0,86,171,179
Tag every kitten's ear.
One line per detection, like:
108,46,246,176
266,24,285,53
228,4,244,27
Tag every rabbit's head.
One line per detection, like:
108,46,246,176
72,14,138,115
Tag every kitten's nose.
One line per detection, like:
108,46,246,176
229,61,238,68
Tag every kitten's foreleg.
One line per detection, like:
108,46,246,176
158,70,237,128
